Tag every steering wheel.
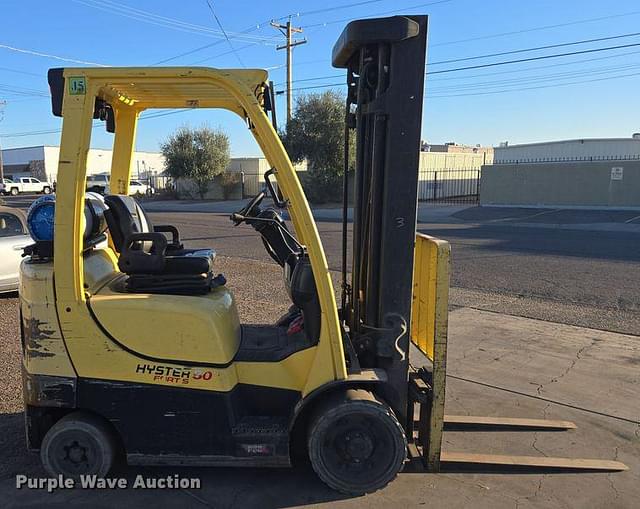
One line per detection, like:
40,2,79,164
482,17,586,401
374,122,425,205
231,192,265,225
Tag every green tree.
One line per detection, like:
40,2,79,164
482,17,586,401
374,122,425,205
281,91,354,203
161,126,230,199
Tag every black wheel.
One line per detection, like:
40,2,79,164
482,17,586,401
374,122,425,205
42,186,51,194
308,389,407,495
40,411,118,479
10,187,19,196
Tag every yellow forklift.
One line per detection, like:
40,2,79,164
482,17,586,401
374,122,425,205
20,15,626,495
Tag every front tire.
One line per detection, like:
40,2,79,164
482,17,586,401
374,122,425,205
308,389,407,495
42,186,51,194
40,411,118,479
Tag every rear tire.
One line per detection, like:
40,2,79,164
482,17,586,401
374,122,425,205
40,411,118,479
308,389,407,495
10,187,19,196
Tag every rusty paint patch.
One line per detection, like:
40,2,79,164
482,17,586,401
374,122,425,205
22,316,58,358
23,370,76,407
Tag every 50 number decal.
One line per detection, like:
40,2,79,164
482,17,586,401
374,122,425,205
192,370,214,381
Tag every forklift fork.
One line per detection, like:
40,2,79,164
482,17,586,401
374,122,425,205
408,234,628,473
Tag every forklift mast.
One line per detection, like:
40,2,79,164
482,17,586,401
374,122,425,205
333,16,428,419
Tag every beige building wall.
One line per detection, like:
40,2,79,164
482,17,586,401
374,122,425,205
420,151,493,174
480,161,640,208
227,157,307,195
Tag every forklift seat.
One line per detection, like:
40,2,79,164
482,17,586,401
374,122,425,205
103,195,220,294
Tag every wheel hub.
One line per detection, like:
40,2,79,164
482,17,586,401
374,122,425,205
64,441,88,465
344,431,374,461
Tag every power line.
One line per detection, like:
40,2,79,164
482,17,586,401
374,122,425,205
279,41,640,93
72,0,279,45
273,0,386,21
0,42,108,66
426,47,640,82
204,0,245,67
282,65,640,99
429,61,640,92
0,97,49,104
276,31,640,85
152,16,279,65
0,109,188,139
428,31,640,66
300,0,453,29
431,10,640,47
0,83,49,97
0,66,42,78
190,42,257,65
152,0,446,67
427,69,640,98
427,41,640,75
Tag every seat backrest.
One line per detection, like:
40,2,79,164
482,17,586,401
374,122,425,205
104,195,153,252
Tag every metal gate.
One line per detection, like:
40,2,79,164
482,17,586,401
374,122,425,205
418,168,480,204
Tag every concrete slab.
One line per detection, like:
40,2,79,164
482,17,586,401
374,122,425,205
1,282,638,507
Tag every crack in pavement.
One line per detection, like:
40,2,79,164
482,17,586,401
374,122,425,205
537,338,599,396
439,474,491,492
531,404,551,458
549,338,598,386
514,475,546,509
606,447,621,501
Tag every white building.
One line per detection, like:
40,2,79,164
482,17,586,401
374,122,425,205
1,145,166,183
494,135,640,164
1,145,308,196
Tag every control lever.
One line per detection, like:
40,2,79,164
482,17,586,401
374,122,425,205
230,213,304,250
230,213,245,225
264,168,288,208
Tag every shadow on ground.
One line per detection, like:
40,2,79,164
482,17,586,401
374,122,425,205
0,410,354,508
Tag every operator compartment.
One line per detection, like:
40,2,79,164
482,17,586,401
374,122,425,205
87,193,241,365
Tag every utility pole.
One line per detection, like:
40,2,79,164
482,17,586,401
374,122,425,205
271,18,306,123
0,101,6,181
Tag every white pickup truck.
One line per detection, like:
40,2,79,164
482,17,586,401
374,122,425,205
0,177,53,195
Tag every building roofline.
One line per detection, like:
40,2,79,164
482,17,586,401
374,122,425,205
496,137,640,149
1,145,48,152
2,145,164,156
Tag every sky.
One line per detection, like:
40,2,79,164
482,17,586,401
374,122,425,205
0,0,639,156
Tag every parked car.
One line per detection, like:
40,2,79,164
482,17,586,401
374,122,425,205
0,177,53,195
86,175,153,196
0,206,31,293
129,180,154,196
86,174,111,195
